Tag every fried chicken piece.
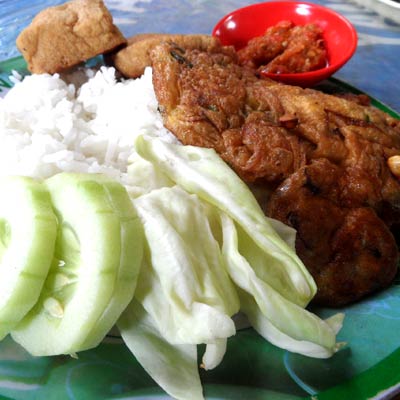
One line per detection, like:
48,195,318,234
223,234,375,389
17,0,126,74
267,159,399,306
111,33,221,78
150,41,400,306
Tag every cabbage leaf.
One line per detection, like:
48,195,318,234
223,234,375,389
220,213,344,358
133,186,239,345
133,134,344,356
134,134,316,307
117,299,204,400
119,134,345,400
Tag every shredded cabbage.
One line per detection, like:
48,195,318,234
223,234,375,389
117,133,344,400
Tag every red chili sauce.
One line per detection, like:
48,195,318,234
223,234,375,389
237,20,328,74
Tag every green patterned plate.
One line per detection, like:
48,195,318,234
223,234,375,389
0,56,399,400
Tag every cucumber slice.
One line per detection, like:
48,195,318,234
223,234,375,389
0,176,57,340
12,173,128,356
78,176,143,351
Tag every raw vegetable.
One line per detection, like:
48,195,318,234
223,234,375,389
0,134,343,400
114,134,344,400
12,173,142,356
134,134,316,307
118,299,204,400
118,157,241,400
0,176,57,340
133,134,344,357
220,213,344,358
76,175,143,351
133,186,239,346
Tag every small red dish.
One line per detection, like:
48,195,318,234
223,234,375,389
212,1,358,87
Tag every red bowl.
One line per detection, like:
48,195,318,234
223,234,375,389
212,1,358,87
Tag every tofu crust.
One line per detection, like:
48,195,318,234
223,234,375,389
16,0,126,74
110,33,221,78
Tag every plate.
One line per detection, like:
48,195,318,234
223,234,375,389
0,56,400,400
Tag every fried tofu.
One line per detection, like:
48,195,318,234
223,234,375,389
16,0,126,74
111,33,221,78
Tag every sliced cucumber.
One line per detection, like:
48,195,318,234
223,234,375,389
0,176,57,340
12,173,134,356
78,176,143,351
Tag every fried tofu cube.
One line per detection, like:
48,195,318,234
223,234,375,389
16,0,126,74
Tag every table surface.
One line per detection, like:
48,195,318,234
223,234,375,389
0,0,399,113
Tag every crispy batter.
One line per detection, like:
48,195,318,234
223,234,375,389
16,0,126,74
267,159,399,306
150,40,400,306
151,42,309,182
111,34,221,78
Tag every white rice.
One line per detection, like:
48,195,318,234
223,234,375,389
0,66,176,187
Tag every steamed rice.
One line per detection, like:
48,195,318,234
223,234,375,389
0,66,176,187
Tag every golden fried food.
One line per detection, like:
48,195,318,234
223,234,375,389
151,41,307,183
150,39,400,306
17,0,126,74
111,33,220,78
267,159,399,306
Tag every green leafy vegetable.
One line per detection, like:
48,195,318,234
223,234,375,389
133,185,239,345
118,299,204,400
220,213,344,358
134,134,316,307
116,134,345,400
132,134,343,357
